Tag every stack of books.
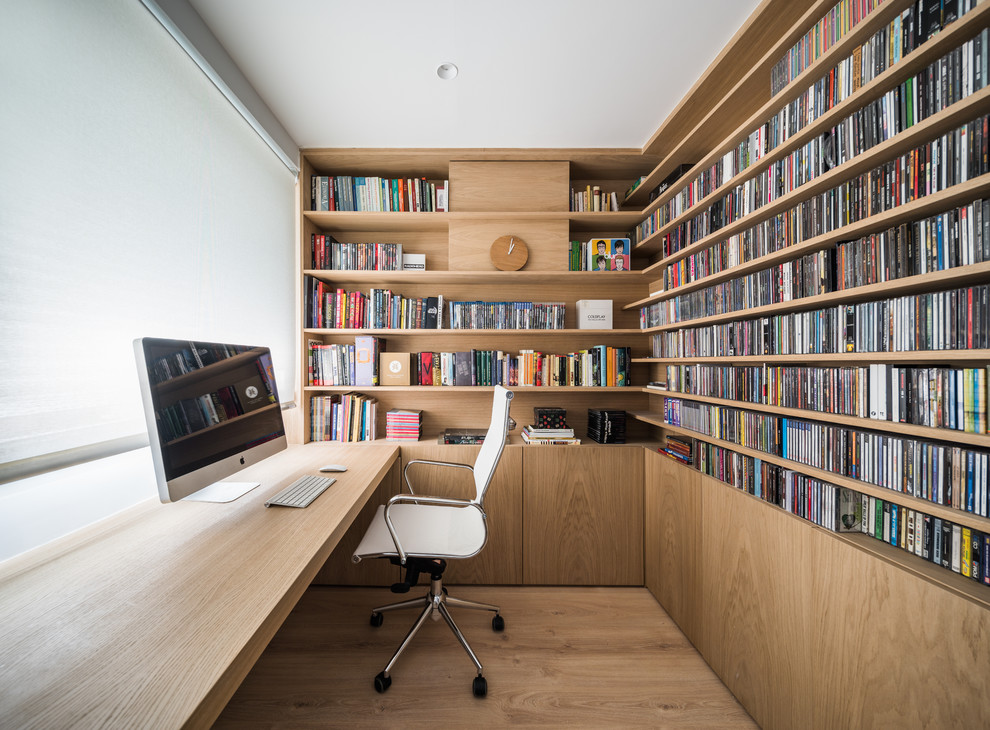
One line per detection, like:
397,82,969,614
659,435,695,466
439,428,489,445
587,409,626,444
520,424,580,446
385,409,422,441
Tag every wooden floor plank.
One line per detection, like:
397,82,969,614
215,586,756,728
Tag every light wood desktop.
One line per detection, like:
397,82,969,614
0,443,399,730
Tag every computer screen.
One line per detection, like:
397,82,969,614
134,337,287,502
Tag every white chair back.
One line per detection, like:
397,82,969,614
472,386,513,503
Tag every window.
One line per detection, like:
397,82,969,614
0,0,296,559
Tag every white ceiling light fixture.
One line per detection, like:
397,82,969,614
436,62,458,80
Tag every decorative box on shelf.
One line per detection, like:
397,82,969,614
577,300,613,329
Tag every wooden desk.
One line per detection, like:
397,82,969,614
0,443,399,730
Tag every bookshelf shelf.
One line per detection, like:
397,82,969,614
631,172,990,302
299,149,653,444
304,328,644,337
302,209,646,233
304,269,651,286
634,84,990,261
305,385,638,394
643,387,990,448
631,5,990,727
834,530,990,610
633,411,990,535
303,210,451,233
634,349,990,365
633,260,990,331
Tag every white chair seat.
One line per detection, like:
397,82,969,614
354,503,487,561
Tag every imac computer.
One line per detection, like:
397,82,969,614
134,337,287,502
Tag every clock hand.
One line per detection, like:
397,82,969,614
508,237,515,255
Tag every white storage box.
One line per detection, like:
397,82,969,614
576,299,613,329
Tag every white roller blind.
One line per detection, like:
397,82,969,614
0,0,296,470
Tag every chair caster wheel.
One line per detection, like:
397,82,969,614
472,675,487,697
492,614,505,632
374,671,391,693
370,612,384,627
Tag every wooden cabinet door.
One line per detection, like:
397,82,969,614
522,446,643,585
644,450,702,643
396,443,523,585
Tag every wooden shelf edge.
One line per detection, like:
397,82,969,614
303,269,651,283
303,328,645,336
630,412,990,533
637,261,990,329
627,174,990,309
304,385,645,393
833,530,990,610
641,388,990,448
632,350,990,364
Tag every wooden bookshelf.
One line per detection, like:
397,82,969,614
633,4,990,728
297,149,653,446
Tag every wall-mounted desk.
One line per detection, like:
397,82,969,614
0,443,399,729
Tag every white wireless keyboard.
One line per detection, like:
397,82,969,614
265,474,336,508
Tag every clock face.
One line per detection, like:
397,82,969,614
490,235,528,271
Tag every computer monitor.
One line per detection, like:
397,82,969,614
134,337,287,502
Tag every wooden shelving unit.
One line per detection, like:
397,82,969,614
631,5,990,728
297,150,655,444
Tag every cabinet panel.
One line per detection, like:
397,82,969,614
448,219,568,271
700,476,814,729
397,443,523,585
523,447,643,585
449,161,568,212
812,529,990,728
644,451,701,644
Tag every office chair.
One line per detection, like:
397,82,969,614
352,385,514,697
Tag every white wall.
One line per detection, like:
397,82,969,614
0,0,297,561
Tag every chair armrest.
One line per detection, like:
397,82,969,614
383,494,483,565
402,458,474,495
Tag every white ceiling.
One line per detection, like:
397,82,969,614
186,0,763,150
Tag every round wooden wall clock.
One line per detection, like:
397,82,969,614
489,235,529,271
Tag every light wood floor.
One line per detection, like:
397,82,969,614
215,586,756,728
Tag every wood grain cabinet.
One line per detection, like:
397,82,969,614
522,446,643,585
397,442,524,585
644,450,701,644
